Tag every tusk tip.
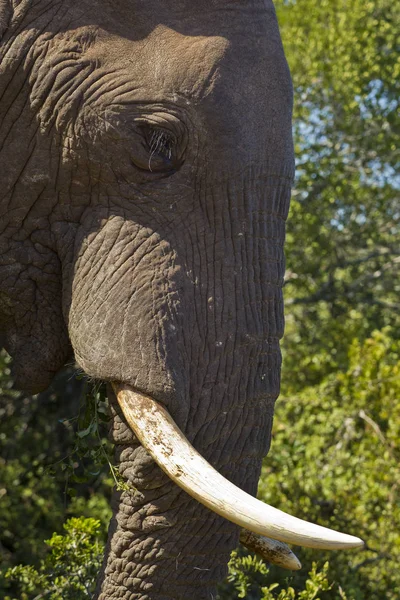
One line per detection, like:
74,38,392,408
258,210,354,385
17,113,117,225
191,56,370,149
240,529,302,571
327,533,365,550
292,533,365,551
289,557,302,571
347,536,365,549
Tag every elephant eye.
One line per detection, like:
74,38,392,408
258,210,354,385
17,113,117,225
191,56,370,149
132,126,181,174
105,111,186,177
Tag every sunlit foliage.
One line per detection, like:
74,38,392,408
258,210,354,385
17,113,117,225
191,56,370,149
220,0,399,597
3,518,103,600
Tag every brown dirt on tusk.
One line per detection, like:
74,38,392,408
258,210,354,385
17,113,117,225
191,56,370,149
240,529,302,570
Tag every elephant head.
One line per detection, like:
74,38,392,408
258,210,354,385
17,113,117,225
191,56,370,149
0,1,362,598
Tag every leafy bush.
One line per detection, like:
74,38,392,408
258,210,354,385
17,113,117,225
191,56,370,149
0,352,112,597
2,518,104,600
219,330,400,599
223,555,349,600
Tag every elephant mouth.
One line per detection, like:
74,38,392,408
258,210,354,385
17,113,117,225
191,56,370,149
113,383,364,569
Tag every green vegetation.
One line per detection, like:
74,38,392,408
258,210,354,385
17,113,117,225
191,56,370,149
0,356,112,598
0,0,398,598
226,556,340,600
220,331,400,599
3,518,104,600
220,0,400,597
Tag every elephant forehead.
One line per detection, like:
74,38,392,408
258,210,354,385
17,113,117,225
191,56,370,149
71,0,290,106
80,17,292,156
90,26,230,101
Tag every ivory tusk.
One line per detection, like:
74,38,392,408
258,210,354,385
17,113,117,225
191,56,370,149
239,529,302,570
113,384,364,551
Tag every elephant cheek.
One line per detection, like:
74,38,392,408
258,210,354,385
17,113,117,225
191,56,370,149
64,215,192,425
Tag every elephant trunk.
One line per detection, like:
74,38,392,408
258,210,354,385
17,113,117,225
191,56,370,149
95,385,239,600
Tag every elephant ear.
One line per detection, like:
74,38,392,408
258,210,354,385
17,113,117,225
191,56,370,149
0,0,12,40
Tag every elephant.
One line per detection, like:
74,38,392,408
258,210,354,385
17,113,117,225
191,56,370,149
0,1,363,598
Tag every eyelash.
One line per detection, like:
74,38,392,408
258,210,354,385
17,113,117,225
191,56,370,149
148,130,174,167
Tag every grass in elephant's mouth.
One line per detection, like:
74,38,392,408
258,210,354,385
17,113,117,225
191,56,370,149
48,377,137,498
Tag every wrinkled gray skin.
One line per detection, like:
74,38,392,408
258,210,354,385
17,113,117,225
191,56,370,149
0,0,294,598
